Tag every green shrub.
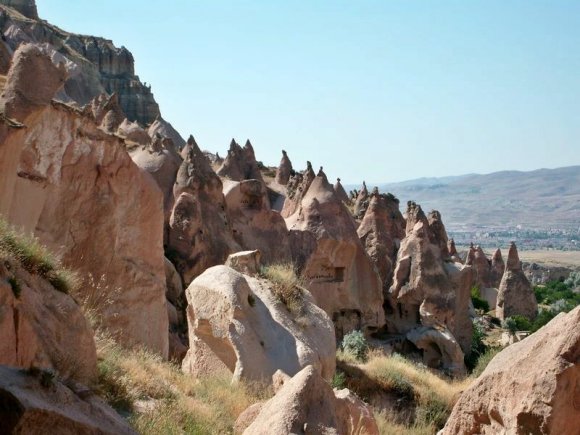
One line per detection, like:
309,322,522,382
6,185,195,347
331,371,346,389
341,330,369,362
416,392,450,429
465,322,487,371
470,286,490,312
503,315,531,335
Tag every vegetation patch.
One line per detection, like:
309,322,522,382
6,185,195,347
470,286,490,312
0,218,79,295
259,262,305,315
341,330,369,362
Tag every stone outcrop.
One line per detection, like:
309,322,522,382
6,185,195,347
0,45,169,356
388,202,473,373
406,327,466,377
448,238,461,263
286,171,384,339
427,210,449,258
490,248,504,288
357,190,405,290
0,365,136,435
129,133,182,241
0,2,164,126
147,117,186,150
217,139,264,183
182,265,336,384
275,150,293,185
223,179,291,265
442,306,580,435
0,255,97,384
236,365,379,435
334,177,351,204
353,181,369,219
496,242,538,320
225,250,262,276
472,245,491,289
281,161,316,218
168,137,238,285
117,118,150,146
85,92,125,134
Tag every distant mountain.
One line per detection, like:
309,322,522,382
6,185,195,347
351,166,580,230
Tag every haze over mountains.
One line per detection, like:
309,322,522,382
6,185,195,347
354,166,580,231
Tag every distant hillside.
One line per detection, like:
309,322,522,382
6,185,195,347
354,166,580,230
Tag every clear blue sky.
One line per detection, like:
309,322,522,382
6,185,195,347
39,1,580,184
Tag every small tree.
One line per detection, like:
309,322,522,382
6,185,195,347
341,330,369,362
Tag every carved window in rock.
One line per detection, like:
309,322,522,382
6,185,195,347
307,265,345,283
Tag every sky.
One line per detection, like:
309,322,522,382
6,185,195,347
38,1,580,184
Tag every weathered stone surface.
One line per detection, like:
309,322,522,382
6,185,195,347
86,92,125,134
388,202,472,372
496,242,537,320
357,190,405,290
353,181,369,219
0,0,37,19
427,210,450,259
225,250,262,276
217,139,264,183
0,365,136,435
0,260,96,384
169,138,239,284
406,326,466,377
442,306,580,435
0,45,169,357
223,179,291,265
182,266,336,384
490,248,504,288
472,246,492,289
164,257,183,307
0,4,161,125
117,118,150,146
280,161,316,218
334,177,351,205
286,171,384,339
237,365,379,435
275,150,293,185
147,117,186,151
129,133,182,241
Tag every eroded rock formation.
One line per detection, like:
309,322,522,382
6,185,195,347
168,137,238,284
281,161,316,218
388,202,472,374
353,181,369,219
496,242,538,320
236,365,379,435
286,171,384,339
182,265,336,384
334,177,351,205
275,149,293,185
357,190,405,290
442,306,580,434
217,139,264,183
490,247,505,288
0,44,169,356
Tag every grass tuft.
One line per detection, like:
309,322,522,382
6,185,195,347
259,262,305,315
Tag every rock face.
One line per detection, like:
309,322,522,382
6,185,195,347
357,190,405,290
223,179,291,265
388,202,472,374
147,117,186,150
442,306,580,435
168,138,239,285
496,242,538,320
129,133,182,241
182,266,336,384
472,246,492,289
281,161,316,218
225,250,262,276
0,1,181,133
236,365,379,435
286,171,384,339
275,150,293,185
0,257,97,384
0,365,136,435
490,248,505,288
0,45,169,357
334,177,351,204
217,139,264,183
353,181,369,219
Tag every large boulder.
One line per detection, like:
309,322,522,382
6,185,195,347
442,306,580,435
0,365,136,434
357,189,405,290
0,45,169,357
0,256,96,384
236,365,379,435
496,242,538,320
223,179,291,265
286,171,384,339
182,265,336,384
168,138,239,284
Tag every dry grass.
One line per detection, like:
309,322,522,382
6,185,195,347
259,262,306,315
94,331,269,434
337,351,473,434
0,218,80,294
